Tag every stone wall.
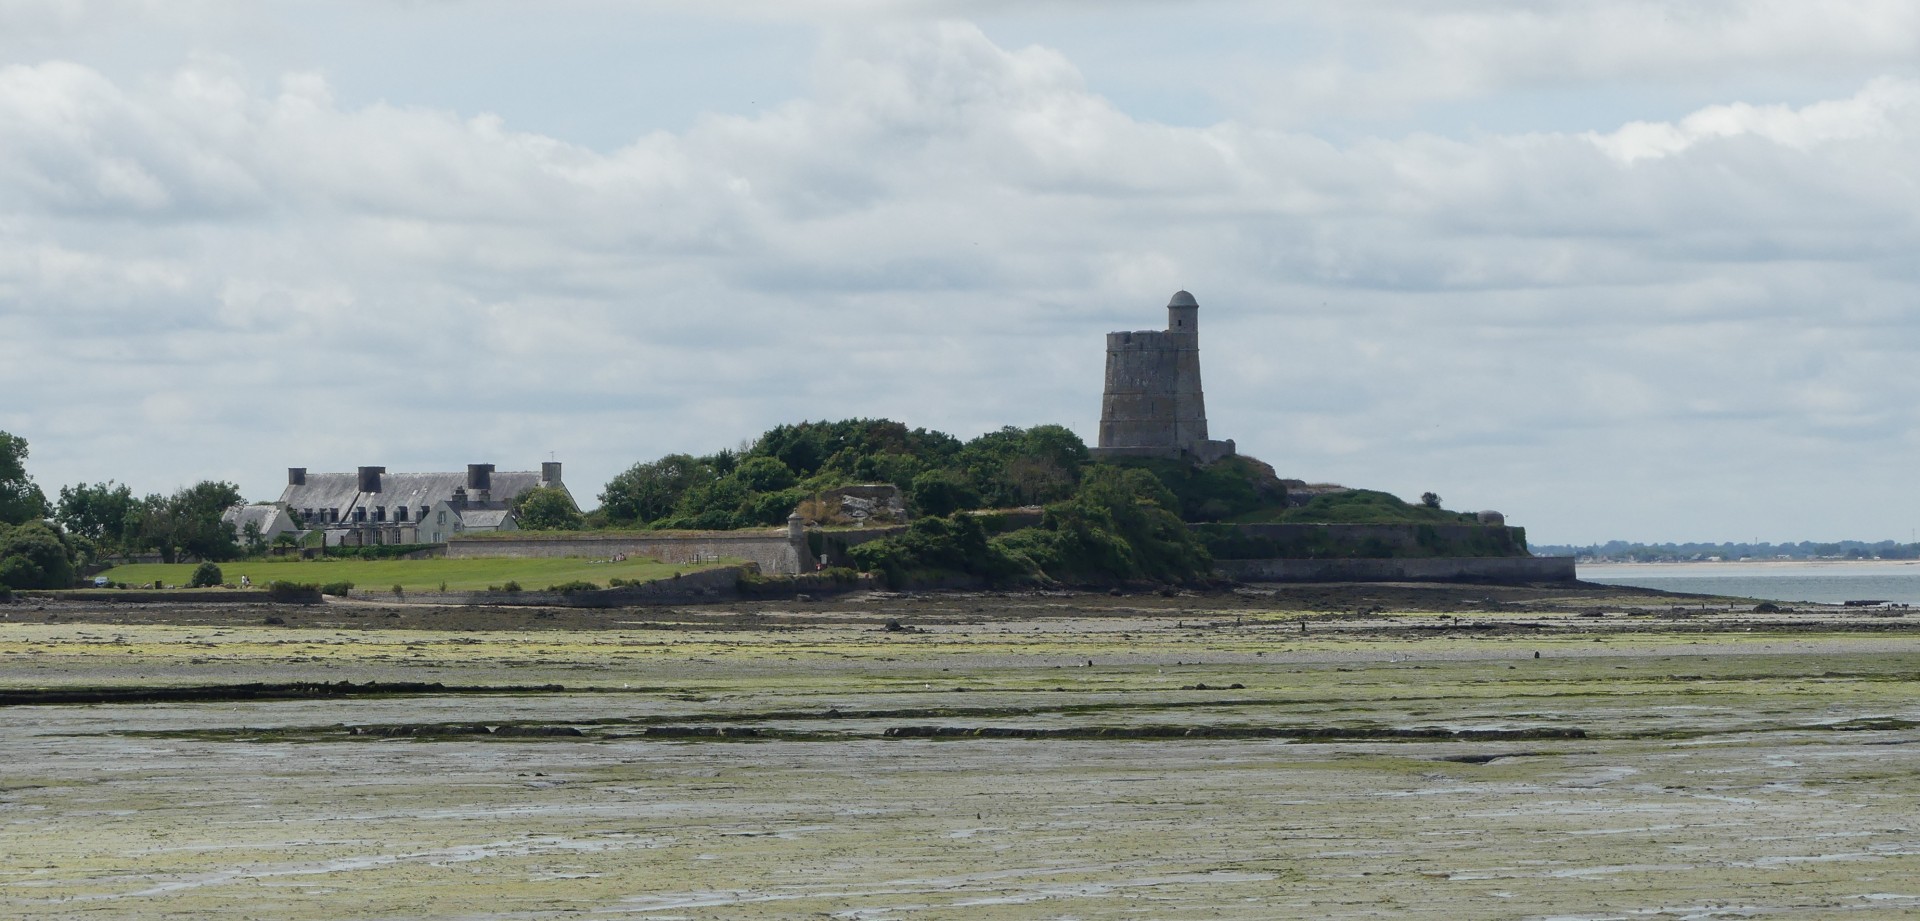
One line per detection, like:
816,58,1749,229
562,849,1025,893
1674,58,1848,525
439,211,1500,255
396,564,748,607
446,529,806,575
1197,522,1532,559
1215,556,1576,584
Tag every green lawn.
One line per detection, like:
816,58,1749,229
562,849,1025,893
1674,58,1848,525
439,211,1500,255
98,556,731,593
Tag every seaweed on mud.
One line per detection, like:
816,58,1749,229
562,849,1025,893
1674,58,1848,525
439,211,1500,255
0,681,571,707
879,724,1588,742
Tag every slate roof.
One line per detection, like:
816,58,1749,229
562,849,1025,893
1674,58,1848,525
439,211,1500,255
278,470,549,520
456,508,514,529
221,504,291,533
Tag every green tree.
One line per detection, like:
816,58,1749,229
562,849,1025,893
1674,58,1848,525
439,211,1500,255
599,454,716,525
1421,492,1441,509
732,455,797,493
1001,466,1211,584
55,481,140,553
957,425,1089,508
751,419,961,485
240,521,266,556
511,485,583,531
0,520,77,589
138,481,243,563
0,432,50,526
909,468,980,517
847,513,1029,588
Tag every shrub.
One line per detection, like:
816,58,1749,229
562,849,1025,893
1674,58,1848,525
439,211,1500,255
487,581,522,593
189,561,223,588
847,513,1032,589
0,520,77,590
0,585,11,602
319,581,354,597
546,580,599,593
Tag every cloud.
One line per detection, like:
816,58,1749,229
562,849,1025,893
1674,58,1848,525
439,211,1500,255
1216,0,1920,121
2,16,1919,542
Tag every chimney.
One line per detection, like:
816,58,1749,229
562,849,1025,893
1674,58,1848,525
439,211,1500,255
541,461,562,487
450,486,468,510
467,463,494,491
288,467,306,486
357,466,385,493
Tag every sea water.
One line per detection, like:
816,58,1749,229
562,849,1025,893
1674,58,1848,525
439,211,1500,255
1579,561,1920,604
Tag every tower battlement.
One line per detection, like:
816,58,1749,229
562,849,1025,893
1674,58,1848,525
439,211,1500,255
1091,290,1236,463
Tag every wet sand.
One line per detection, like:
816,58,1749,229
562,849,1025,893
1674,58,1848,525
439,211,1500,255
4,585,1919,918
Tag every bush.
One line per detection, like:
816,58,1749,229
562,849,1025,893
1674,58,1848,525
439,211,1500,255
0,584,11,602
487,580,522,593
0,520,77,590
989,467,1213,586
1098,454,1285,523
319,581,354,597
910,468,980,517
546,580,599,593
847,513,1032,589
189,561,223,588
1274,489,1473,525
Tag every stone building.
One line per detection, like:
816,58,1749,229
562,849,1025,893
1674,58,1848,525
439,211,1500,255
277,462,569,546
1092,290,1236,463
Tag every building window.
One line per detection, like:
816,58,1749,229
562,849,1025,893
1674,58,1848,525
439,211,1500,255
437,510,446,525
353,508,366,522
396,506,408,521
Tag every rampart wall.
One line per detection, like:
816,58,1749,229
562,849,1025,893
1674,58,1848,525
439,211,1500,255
394,564,748,607
1194,522,1532,559
446,529,805,575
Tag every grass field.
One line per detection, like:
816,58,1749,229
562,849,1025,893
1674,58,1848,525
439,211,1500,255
97,556,730,593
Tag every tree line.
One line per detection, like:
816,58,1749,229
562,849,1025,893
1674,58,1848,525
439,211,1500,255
1,431,249,591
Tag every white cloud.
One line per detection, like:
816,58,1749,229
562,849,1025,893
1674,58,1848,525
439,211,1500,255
2,13,1919,542
1224,0,1920,120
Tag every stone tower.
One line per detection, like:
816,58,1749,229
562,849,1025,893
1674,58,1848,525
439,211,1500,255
1092,290,1236,463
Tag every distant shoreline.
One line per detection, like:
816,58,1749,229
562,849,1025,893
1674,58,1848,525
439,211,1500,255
1582,559,1920,574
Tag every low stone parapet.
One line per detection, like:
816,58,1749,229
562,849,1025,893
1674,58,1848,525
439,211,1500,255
393,564,748,607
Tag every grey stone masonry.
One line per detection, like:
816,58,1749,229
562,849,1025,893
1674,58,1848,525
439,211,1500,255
1092,290,1235,462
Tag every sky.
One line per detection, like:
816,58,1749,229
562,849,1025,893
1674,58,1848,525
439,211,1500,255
3,0,1920,546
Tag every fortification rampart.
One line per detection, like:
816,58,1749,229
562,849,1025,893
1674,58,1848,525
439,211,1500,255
446,529,806,575
391,564,749,607
1196,522,1532,560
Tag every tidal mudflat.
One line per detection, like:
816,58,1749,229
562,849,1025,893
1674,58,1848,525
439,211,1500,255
4,587,1919,919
